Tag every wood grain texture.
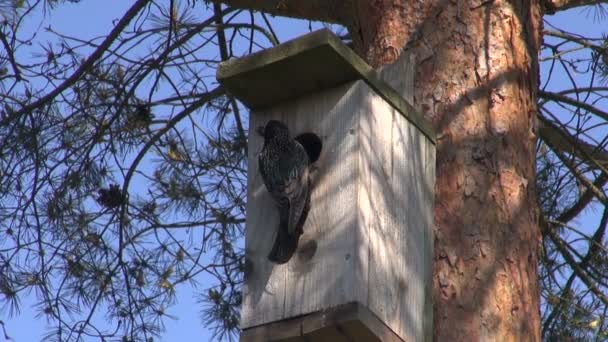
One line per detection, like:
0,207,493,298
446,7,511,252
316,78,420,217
242,76,435,342
358,80,434,342
242,82,362,328
240,302,404,342
217,29,436,143
217,29,371,110
380,51,435,340
379,51,415,105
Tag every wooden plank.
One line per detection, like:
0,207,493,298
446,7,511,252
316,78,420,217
356,304,406,342
299,301,359,337
379,51,415,105
360,87,404,341
240,302,404,342
358,81,432,341
281,83,360,320
240,316,305,342
304,327,352,342
359,81,389,332
423,128,436,342
340,320,381,342
389,51,435,341
217,29,436,144
241,82,362,328
381,50,435,342
402,114,428,342
217,29,366,110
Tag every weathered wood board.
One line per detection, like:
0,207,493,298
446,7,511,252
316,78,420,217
240,303,404,342
244,81,361,328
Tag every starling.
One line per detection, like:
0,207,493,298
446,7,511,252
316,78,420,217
257,120,311,264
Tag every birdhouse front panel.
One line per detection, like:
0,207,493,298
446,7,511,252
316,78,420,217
242,81,364,329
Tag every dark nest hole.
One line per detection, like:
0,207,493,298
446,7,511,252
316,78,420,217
294,132,322,163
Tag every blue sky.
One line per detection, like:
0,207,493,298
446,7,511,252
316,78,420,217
1,1,607,341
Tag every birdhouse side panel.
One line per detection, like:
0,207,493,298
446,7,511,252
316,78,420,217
379,51,414,105
358,83,434,342
422,126,435,342
241,82,364,328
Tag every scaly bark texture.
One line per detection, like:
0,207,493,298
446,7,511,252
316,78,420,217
350,0,542,340
217,0,544,339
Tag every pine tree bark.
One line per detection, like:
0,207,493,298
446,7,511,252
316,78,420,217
217,0,543,340
352,1,542,340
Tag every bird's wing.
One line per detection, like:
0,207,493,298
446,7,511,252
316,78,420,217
258,151,269,187
284,142,310,235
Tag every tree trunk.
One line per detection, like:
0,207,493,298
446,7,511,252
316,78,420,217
217,0,543,339
350,1,542,340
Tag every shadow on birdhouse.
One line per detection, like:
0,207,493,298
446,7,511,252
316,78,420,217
218,29,435,342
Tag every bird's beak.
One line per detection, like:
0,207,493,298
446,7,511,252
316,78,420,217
256,125,265,137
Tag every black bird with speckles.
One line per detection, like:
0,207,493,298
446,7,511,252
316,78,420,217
257,120,312,264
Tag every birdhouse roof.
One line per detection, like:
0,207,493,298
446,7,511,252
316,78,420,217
217,29,435,144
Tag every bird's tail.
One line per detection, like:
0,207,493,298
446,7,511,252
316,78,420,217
268,192,310,264
267,221,299,264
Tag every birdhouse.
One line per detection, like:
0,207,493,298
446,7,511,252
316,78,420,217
217,29,435,342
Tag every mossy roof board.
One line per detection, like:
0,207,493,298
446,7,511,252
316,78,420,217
217,29,436,144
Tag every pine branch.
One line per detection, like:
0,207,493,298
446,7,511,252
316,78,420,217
541,214,608,307
0,0,151,126
543,0,608,14
0,31,21,81
556,172,607,222
213,3,246,149
538,117,608,169
539,90,608,122
541,208,608,332
212,0,350,24
544,135,608,206
544,30,605,51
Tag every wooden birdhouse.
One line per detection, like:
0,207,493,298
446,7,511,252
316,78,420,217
217,29,436,342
